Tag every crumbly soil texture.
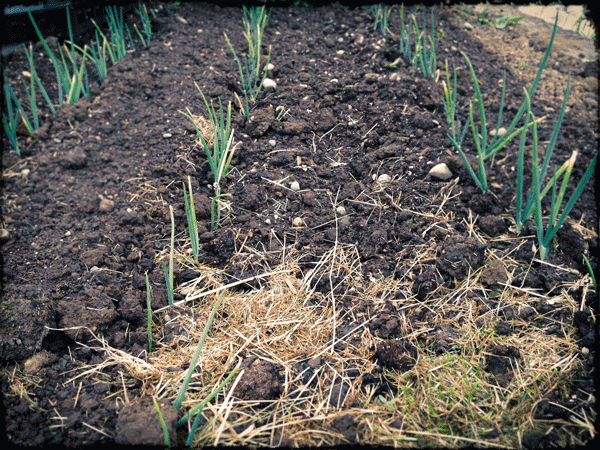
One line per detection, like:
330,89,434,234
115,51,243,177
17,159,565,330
1,2,598,448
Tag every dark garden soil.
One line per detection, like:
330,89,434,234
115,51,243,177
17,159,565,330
1,2,598,448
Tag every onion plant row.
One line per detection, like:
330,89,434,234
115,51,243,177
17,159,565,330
181,83,238,231
367,4,392,35
395,5,437,78
2,44,56,157
146,83,245,441
27,7,91,107
444,13,559,193
133,2,155,47
73,3,154,82
144,193,239,446
91,5,136,64
3,13,82,157
225,5,272,117
146,281,238,447
145,255,238,447
3,3,153,157
443,13,597,260
518,85,597,260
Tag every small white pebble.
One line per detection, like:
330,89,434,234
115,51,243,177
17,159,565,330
0,228,11,242
263,78,277,89
582,347,589,355
98,194,115,213
290,181,300,191
489,127,507,137
429,163,453,180
268,139,276,147
179,285,194,295
377,174,391,184
267,63,275,71
336,205,346,215
293,217,303,226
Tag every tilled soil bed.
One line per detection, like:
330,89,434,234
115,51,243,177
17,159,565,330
1,2,597,448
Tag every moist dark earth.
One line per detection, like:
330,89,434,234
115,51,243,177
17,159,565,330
1,2,597,447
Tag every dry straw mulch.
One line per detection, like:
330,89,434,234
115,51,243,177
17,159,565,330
56,231,596,448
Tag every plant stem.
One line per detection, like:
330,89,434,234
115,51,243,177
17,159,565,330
146,273,153,353
173,289,228,410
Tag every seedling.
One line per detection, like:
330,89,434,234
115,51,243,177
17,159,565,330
515,75,571,233
398,4,409,59
447,12,560,193
276,105,290,121
477,8,524,29
394,6,436,77
441,59,468,146
169,289,241,444
492,16,524,29
368,4,392,35
454,53,535,173
243,5,270,67
134,2,154,47
152,397,171,447
172,289,227,411
92,5,134,64
183,177,199,261
71,31,110,84
180,85,238,230
179,366,241,446
146,273,153,353
27,6,90,105
224,5,272,117
162,205,175,305
22,44,56,127
173,290,239,446
2,47,57,157
2,79,26,155
519,87,597,260
411,7,436,78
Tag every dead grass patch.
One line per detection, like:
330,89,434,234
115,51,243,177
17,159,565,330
55,235,595,448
